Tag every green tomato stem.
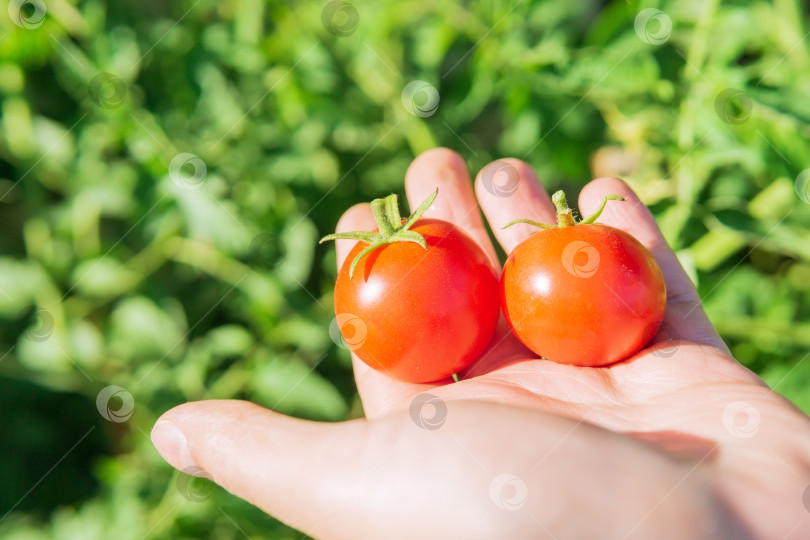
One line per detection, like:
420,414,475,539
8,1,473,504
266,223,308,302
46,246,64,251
502,189,625,230
578,194,625,225
551,190,576,227
320,188,438,278
371,197,397,236
502,218,557,229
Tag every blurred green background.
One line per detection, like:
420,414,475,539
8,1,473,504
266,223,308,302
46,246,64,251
1,0,809,537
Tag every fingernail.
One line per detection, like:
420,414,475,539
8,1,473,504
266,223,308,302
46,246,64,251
151,420,195,471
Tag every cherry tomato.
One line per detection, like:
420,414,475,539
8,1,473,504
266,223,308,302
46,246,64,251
324,192,499,383
500,192,666,367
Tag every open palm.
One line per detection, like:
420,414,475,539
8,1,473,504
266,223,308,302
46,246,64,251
152,149,810,539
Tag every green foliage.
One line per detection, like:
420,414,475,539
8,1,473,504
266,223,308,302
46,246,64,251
0,0,808,537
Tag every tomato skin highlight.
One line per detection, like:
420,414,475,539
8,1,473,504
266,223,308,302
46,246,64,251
334,218,499,383
500,224,666,367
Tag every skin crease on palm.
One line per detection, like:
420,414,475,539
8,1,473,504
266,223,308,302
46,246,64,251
151,148,810,540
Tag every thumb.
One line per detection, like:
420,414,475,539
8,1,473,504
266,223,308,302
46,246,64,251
150,399,546,540
151,400,371,537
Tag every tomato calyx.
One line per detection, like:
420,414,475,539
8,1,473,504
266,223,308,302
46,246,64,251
320,188,438,278
503,190,624,230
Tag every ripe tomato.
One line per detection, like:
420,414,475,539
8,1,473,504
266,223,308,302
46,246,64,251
500,192,666,367
324,191,499,383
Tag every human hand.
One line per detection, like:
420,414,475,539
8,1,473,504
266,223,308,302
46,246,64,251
151,148,810,539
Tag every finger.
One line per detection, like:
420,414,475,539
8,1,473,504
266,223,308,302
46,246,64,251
474,158,557,254
334,203,447,418
152,400,369,538
404,148,499,266
578,177,728,352
148,400,522,539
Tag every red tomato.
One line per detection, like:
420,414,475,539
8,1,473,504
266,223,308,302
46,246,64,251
334,218,499,383
500,224,666,367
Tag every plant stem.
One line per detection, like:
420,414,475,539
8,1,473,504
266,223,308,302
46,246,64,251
552,190,576,227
